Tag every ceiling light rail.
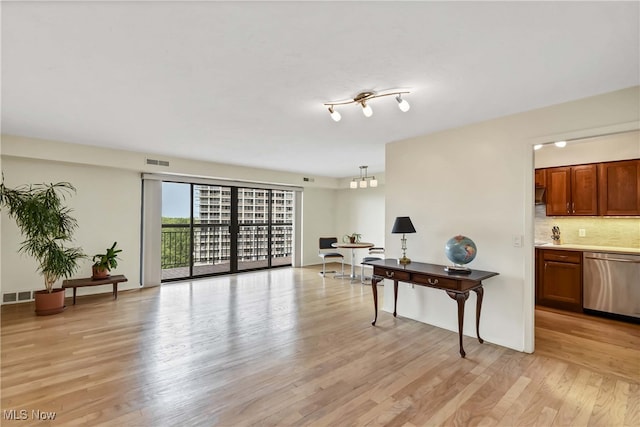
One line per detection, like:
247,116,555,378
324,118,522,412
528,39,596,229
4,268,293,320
534,140,568,150
324,90,410,122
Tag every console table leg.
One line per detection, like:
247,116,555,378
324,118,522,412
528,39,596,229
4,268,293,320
393,280,399,317
447,291,470,358
73,288,77,305
371,276,382,325
473,286,484,344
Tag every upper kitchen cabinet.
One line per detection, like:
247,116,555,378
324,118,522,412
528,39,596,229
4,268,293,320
546,164,598,216
535,169,547,188
598,159,640,215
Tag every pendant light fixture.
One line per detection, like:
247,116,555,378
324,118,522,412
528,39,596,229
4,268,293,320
350,166,378,189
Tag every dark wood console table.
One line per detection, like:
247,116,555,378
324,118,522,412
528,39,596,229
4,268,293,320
62,275,128,305
362,259,498,357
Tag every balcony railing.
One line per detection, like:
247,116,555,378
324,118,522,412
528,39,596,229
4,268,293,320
161,223,293,279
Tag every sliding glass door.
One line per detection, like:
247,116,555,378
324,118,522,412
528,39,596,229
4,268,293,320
161,182,293,281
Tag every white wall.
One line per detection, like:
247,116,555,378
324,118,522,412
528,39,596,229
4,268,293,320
301,187,338,266
384,86,640,353
535,130,639,168
1,136,343,300
1,157,142,298
299,183,386,267
335,185,386,265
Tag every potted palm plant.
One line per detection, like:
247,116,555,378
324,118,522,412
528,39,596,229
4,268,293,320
92,242,122,279
0,180,85,315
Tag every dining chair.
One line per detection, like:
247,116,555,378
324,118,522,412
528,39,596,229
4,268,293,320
318,237,344,277
361,247,385,284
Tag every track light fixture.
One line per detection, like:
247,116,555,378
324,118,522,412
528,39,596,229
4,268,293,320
324,90,410,121
535,140,569,150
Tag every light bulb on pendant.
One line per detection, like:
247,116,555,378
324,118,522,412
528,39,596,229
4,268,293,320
396,94,410,112
350,180,357,189
359,179,367,188
328,106,341,122
369,177,378,187
361,101,373,118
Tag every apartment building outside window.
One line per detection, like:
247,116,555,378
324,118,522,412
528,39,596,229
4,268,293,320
161,183,294,281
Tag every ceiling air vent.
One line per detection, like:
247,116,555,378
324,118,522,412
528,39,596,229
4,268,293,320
303,177,315,182
146,158,170,167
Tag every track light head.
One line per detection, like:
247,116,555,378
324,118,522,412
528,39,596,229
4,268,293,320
361,101,373,118
328,106,341,122
396,94,410,112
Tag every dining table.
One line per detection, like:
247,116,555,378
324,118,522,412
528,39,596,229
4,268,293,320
332,241,375,281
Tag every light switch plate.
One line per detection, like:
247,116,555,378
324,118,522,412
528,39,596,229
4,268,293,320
512,235,523,247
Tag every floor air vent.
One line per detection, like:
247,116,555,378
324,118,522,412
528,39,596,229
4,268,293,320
18,291,32,301
2,292,34,303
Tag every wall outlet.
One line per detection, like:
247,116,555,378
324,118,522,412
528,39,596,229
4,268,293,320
579,229,586,237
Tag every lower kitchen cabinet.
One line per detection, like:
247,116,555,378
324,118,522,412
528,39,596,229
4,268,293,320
536,249,583,312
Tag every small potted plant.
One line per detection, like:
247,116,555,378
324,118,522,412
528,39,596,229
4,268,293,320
92,242,122,279
0,180,85,315
343,233,362,244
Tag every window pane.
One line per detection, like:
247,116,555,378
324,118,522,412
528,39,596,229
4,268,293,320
194,184,231,225
161,182,191,280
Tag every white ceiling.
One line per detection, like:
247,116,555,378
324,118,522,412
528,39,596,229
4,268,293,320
2,1,638,178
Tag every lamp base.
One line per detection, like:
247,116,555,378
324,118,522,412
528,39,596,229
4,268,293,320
398,256,411,265
444,265,471,274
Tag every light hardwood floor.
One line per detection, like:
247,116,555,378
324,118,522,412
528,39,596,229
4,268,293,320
1,265,639,426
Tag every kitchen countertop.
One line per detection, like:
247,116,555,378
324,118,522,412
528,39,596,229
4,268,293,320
534,243,640,255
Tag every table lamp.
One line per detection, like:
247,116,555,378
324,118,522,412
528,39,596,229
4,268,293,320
391,216,416,265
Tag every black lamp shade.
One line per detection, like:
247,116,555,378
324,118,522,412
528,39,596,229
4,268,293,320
391,216,416,234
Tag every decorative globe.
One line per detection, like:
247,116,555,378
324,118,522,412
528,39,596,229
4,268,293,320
445,235,477,266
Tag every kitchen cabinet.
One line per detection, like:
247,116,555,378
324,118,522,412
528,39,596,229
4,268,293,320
535,169,546,188
536,249,582,312
545,164,598,216
598,159,640,215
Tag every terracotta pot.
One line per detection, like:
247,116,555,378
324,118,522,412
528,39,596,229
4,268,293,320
34,288,65,316
92,266,110,279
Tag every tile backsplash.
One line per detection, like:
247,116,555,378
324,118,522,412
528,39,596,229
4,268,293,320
535,205,640,248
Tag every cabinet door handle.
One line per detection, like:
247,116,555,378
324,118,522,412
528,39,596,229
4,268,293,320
385,271,394,278
566,202,570,213
572,202,575,213
427,278,439,285
585,256,640,263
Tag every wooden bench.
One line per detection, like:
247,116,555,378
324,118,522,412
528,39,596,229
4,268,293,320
62,275,128,305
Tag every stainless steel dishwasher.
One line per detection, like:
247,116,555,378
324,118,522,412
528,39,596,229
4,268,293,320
583,252,640,319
